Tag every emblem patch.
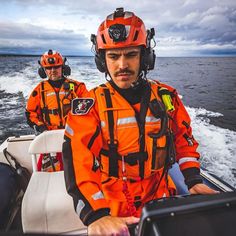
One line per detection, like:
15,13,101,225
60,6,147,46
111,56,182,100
71,98,94,115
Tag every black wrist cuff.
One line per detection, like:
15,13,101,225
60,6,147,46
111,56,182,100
85,208,110,226
182,167,203,189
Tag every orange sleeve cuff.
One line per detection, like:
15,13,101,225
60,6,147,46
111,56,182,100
179,161,200,171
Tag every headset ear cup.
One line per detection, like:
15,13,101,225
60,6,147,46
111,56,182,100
140,49,148,72
62,65,71,76
95,53,106,73
140,48,156,72
38,67,47,78
147,49,156,70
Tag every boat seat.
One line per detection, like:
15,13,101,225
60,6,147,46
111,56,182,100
22,171,86,234
4,135,35,173
22,130,86,234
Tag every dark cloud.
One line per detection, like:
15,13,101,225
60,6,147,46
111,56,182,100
0,22,90,55
1,0,236,56
152,4,236,53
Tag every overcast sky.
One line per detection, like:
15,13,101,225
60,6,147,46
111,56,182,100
0,0,236,56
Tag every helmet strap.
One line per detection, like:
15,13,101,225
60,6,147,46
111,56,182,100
130,73,145,90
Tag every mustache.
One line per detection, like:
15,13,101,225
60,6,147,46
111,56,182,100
115,69,135,77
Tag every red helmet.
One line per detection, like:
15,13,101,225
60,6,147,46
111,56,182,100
96,8,147,50
40,49,63,68
91,8,156,73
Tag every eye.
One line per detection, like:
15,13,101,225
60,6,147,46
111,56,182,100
126,51,139,58
107,54,119,60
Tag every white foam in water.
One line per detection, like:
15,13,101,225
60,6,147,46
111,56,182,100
0,67,39,97
187,106,236,187
0,61,105,97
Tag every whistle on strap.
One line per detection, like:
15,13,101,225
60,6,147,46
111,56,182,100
158,87,175,112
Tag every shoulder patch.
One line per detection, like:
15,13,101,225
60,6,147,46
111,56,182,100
71,98,94,115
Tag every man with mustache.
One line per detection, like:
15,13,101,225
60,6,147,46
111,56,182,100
63,8,216,235
26,49,88,171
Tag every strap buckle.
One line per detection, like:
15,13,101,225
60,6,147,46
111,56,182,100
48,108,58,115
107,139,118,148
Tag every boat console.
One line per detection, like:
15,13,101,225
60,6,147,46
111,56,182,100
136,191,236,236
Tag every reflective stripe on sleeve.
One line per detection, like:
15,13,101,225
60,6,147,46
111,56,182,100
65,123,74,136
178,157,199,165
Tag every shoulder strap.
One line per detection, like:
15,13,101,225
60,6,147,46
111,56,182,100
136,83,151,179
40,81,51,125
40,81,46,109
102,85,119,178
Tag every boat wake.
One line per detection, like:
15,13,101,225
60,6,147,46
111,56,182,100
188,106,236,188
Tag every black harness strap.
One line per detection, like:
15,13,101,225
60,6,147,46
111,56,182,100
54,89,63,127
100,149,148,166
102,86,119,177
136,83,151,179
151,137,158,170
41,82,51,125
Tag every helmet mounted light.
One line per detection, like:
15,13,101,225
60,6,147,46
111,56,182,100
47,57,56,65
108,24,127,42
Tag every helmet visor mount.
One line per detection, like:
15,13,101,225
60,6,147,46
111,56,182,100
108,24,127,42
47,57,56,65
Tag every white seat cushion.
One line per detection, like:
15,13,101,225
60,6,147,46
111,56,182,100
22,171,86,234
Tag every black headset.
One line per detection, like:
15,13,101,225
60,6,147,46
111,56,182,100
91,27,156,74
38,57,71,79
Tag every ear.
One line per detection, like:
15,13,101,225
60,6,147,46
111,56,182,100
38,67,47,78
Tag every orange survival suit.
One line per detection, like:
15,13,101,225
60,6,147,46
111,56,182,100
25,77,88,131
63,80,202,226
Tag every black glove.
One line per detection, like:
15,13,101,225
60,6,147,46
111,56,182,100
34,124,47,133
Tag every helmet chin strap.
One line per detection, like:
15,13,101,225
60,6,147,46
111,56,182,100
130,72,145,90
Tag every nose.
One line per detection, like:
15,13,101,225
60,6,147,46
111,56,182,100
118,55,128,70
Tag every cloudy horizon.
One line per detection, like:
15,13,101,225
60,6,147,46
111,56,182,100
0,0,236,56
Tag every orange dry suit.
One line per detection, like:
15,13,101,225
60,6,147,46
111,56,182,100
25,77,88,131
63,80,202,226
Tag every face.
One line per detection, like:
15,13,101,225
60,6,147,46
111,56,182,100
45,65,63,81
105,46,141,89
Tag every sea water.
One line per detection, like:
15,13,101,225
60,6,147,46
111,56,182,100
0,56,236,187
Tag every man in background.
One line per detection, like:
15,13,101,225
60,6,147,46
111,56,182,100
26,49,88,171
